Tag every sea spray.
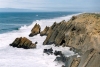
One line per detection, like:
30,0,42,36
0,13,80,67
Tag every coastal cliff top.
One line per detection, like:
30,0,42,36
69,13,100,36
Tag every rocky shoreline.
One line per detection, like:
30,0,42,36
10,13,100,67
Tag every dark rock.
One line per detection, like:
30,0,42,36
54,50,62,56
35,41,38,44
62,65,65,67
60,40,65,46
29,23,41,37
54,57,63,62
54,53,67,63
10,37,36,49
43,48,53,55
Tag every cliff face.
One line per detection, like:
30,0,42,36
41,13,100,67
42,13,100,54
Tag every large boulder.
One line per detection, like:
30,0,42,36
29,23,41,37
10,37,36,49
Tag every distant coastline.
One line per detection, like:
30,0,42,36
0,8,82,12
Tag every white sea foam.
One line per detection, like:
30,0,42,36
0,13,81,67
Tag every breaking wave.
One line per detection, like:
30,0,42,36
0,13,81,67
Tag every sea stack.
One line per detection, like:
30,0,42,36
10,37,36,49
29,23,41,37
40,26,49,36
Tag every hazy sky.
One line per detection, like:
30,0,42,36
0,0,99,12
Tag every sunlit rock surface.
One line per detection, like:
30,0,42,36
29,23,41,37
10,37,36,49
42,13,100,67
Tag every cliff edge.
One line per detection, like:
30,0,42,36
42,13,100,54
41,13,100,67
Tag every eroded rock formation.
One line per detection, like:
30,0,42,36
10,37,36,49
29,23,41,37
42,13,100,67
43,13,100,54
40,26,49,36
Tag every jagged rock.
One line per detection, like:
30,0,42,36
29,23,41,37
64,55,78,67
59,49,100,67
10,37,36,49
78,48,100,67
43,21,64,45
40,26,49,36
43,13,100,54
54,54,67,63
54,53,80,67
42,13,100,67
54,50,62,56
43,48,53,55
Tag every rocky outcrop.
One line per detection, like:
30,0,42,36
40,26,49,36
41,13,100,67
63,49,100,67
43,21,63,45
65,55,80,67
42,13,100,54
29,23,41,37
10,37,36,49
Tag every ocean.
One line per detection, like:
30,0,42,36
0,12,78,33
0,12,80,67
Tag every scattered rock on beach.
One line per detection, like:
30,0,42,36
43,48,53,55
54,50,62,56
29,23,41,37
10,37,36,49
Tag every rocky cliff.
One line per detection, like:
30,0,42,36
42,13,100,54
41,13,100,67
9,13,100,67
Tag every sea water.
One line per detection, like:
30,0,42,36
0,12,80,67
